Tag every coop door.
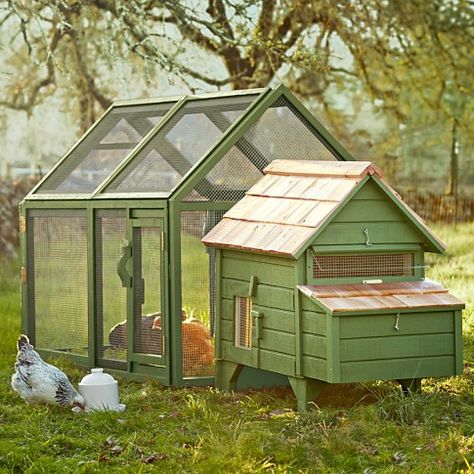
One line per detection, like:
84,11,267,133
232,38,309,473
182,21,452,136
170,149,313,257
122,215,169,376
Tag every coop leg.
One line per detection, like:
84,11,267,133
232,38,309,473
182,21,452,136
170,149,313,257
288,377,327,412
215,361,242,392
398,378,422,395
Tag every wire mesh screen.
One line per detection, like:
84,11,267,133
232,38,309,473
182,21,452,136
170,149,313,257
234,296,252,349
181,211,224,377
27,210,88,355
95,210,127,369
313,253,415,279
133,227,163,356
105,95,256,194
185,96,340,202
37,102,173,194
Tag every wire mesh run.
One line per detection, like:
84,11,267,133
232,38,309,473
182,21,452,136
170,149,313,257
181,211,224,377
105,95,255,194
27,210,88,355
185,96,341,202
37,102,173,194
95,210,127,368
133,227,164,356
313,253,415,279
234,296,252,349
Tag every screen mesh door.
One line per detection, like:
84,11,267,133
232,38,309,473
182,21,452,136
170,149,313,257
95,210,128,368
27,210,88,356
180,211,225,378
132,225,164,357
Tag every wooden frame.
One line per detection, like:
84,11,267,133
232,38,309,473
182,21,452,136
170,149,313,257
20,84,361,387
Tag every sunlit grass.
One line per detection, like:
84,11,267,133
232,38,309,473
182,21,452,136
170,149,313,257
0,223,473,472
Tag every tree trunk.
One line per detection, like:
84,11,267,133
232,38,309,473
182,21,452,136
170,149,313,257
445,118,459,223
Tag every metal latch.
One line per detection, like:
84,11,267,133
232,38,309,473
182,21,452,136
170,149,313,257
394,313,401,331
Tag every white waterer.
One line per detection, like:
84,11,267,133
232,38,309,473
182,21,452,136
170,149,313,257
78,368,125,411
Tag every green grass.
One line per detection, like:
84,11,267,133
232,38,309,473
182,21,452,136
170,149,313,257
0,224,473,473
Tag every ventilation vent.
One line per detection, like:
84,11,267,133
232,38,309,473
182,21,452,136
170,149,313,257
234,296,252,349
313,253,414,279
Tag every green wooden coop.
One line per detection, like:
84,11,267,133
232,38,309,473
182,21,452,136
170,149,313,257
19,84,357,386
202,160,464,410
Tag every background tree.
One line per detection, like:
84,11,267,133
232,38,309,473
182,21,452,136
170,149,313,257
0,0,472,194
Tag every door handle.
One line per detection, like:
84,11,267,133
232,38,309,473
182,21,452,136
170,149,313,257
117,239,132,288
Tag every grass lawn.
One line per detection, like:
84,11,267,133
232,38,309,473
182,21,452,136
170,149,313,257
0,223,473,473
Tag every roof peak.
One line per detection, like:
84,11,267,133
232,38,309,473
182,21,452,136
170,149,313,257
264,160,383,179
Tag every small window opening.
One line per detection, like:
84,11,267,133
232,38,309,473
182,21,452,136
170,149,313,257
313,253,414,279
234,296,252,348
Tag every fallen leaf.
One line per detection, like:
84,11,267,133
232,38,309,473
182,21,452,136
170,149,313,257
393,452,407,464
143,453,167,463
110,445,123,455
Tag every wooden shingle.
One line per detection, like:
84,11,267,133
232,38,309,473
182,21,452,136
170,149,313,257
202,160,446,257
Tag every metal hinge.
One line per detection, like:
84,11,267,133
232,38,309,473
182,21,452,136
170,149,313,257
21,267,27,285
19,216,26,234
161,232,165,252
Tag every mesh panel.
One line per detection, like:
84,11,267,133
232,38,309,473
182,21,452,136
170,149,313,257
181,211,224,377
27,210,88,355
234,296,252,348
133,227,163,356
185,96,340,202
95,210,127,368
313,253,415,279
37,102,173,194
106,150,182,193
105,95,255,194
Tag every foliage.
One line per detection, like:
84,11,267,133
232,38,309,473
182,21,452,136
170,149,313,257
0,1,472,137
0,224,473,472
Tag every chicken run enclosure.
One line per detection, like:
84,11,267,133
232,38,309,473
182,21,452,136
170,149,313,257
20,85,354,386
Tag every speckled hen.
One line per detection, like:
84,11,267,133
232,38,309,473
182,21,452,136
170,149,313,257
11,335,85,409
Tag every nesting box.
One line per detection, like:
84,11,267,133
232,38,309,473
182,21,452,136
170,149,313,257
202,160,464,410
20,85,356,386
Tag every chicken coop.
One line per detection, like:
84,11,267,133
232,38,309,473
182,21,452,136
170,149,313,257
202,160,464,410
19,84,354,386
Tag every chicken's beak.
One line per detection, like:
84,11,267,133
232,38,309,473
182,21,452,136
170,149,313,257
72,395,86,411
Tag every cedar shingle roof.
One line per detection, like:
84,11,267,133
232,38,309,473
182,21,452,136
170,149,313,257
298,280,464,313
202,160,445,257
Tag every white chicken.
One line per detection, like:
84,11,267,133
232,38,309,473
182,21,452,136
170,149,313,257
11,334,85,409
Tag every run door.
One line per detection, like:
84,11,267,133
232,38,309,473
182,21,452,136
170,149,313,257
116,212,169,381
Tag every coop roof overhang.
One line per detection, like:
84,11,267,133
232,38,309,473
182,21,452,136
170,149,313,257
298,280,465,316
202,160,446,257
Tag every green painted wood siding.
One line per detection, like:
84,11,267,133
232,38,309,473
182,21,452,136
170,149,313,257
299,296,328,380
316,180,428,248
220,250,298,375
337,310,459,383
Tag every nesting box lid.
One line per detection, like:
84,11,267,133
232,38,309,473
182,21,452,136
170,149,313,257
298,279,464,314
202,160,445,257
